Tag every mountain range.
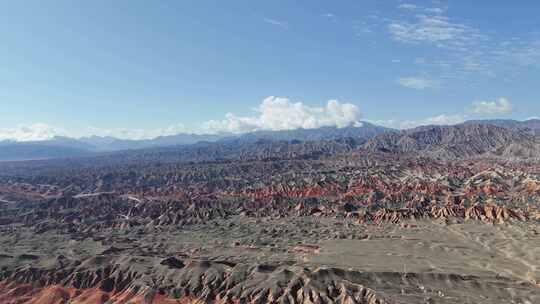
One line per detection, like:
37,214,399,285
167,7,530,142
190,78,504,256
0,119,538,161
363,122,540,159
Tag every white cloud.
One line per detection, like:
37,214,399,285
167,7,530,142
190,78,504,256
424,114,466,125
398,76,440,89
86,123,188,140
512,40,540,67
398,3,417,11
388,14,483,50
496,39,540,68
472,97,513,115
202,96,362,134
372,114,466,129
6,98,517,141
385,3,539,81
0,122,193,142
425,7,446,14
1,99,363,140
0,123,67,142
263,18,288,28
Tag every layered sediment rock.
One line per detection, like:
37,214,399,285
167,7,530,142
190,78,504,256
0,259,389,304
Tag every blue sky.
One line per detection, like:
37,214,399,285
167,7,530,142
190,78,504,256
1,0,539,140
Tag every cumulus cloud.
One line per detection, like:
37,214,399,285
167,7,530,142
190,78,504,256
0,123,66,142
424,114,466,125
202,96,362,134
1,99,362,140
397,76,440,89
472,97,513,115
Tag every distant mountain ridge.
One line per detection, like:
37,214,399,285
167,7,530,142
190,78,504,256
0,119,539,161
0,142,93,161
78,133,228,151
234,122,391,143
463,119,540,136
363,122,540,159
0,121,391,161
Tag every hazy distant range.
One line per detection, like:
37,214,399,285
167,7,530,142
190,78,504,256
0,119,538,161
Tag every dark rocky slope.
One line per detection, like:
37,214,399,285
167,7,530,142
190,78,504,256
363,123,540,159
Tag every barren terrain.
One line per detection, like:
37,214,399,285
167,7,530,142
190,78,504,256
0,124,539,303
